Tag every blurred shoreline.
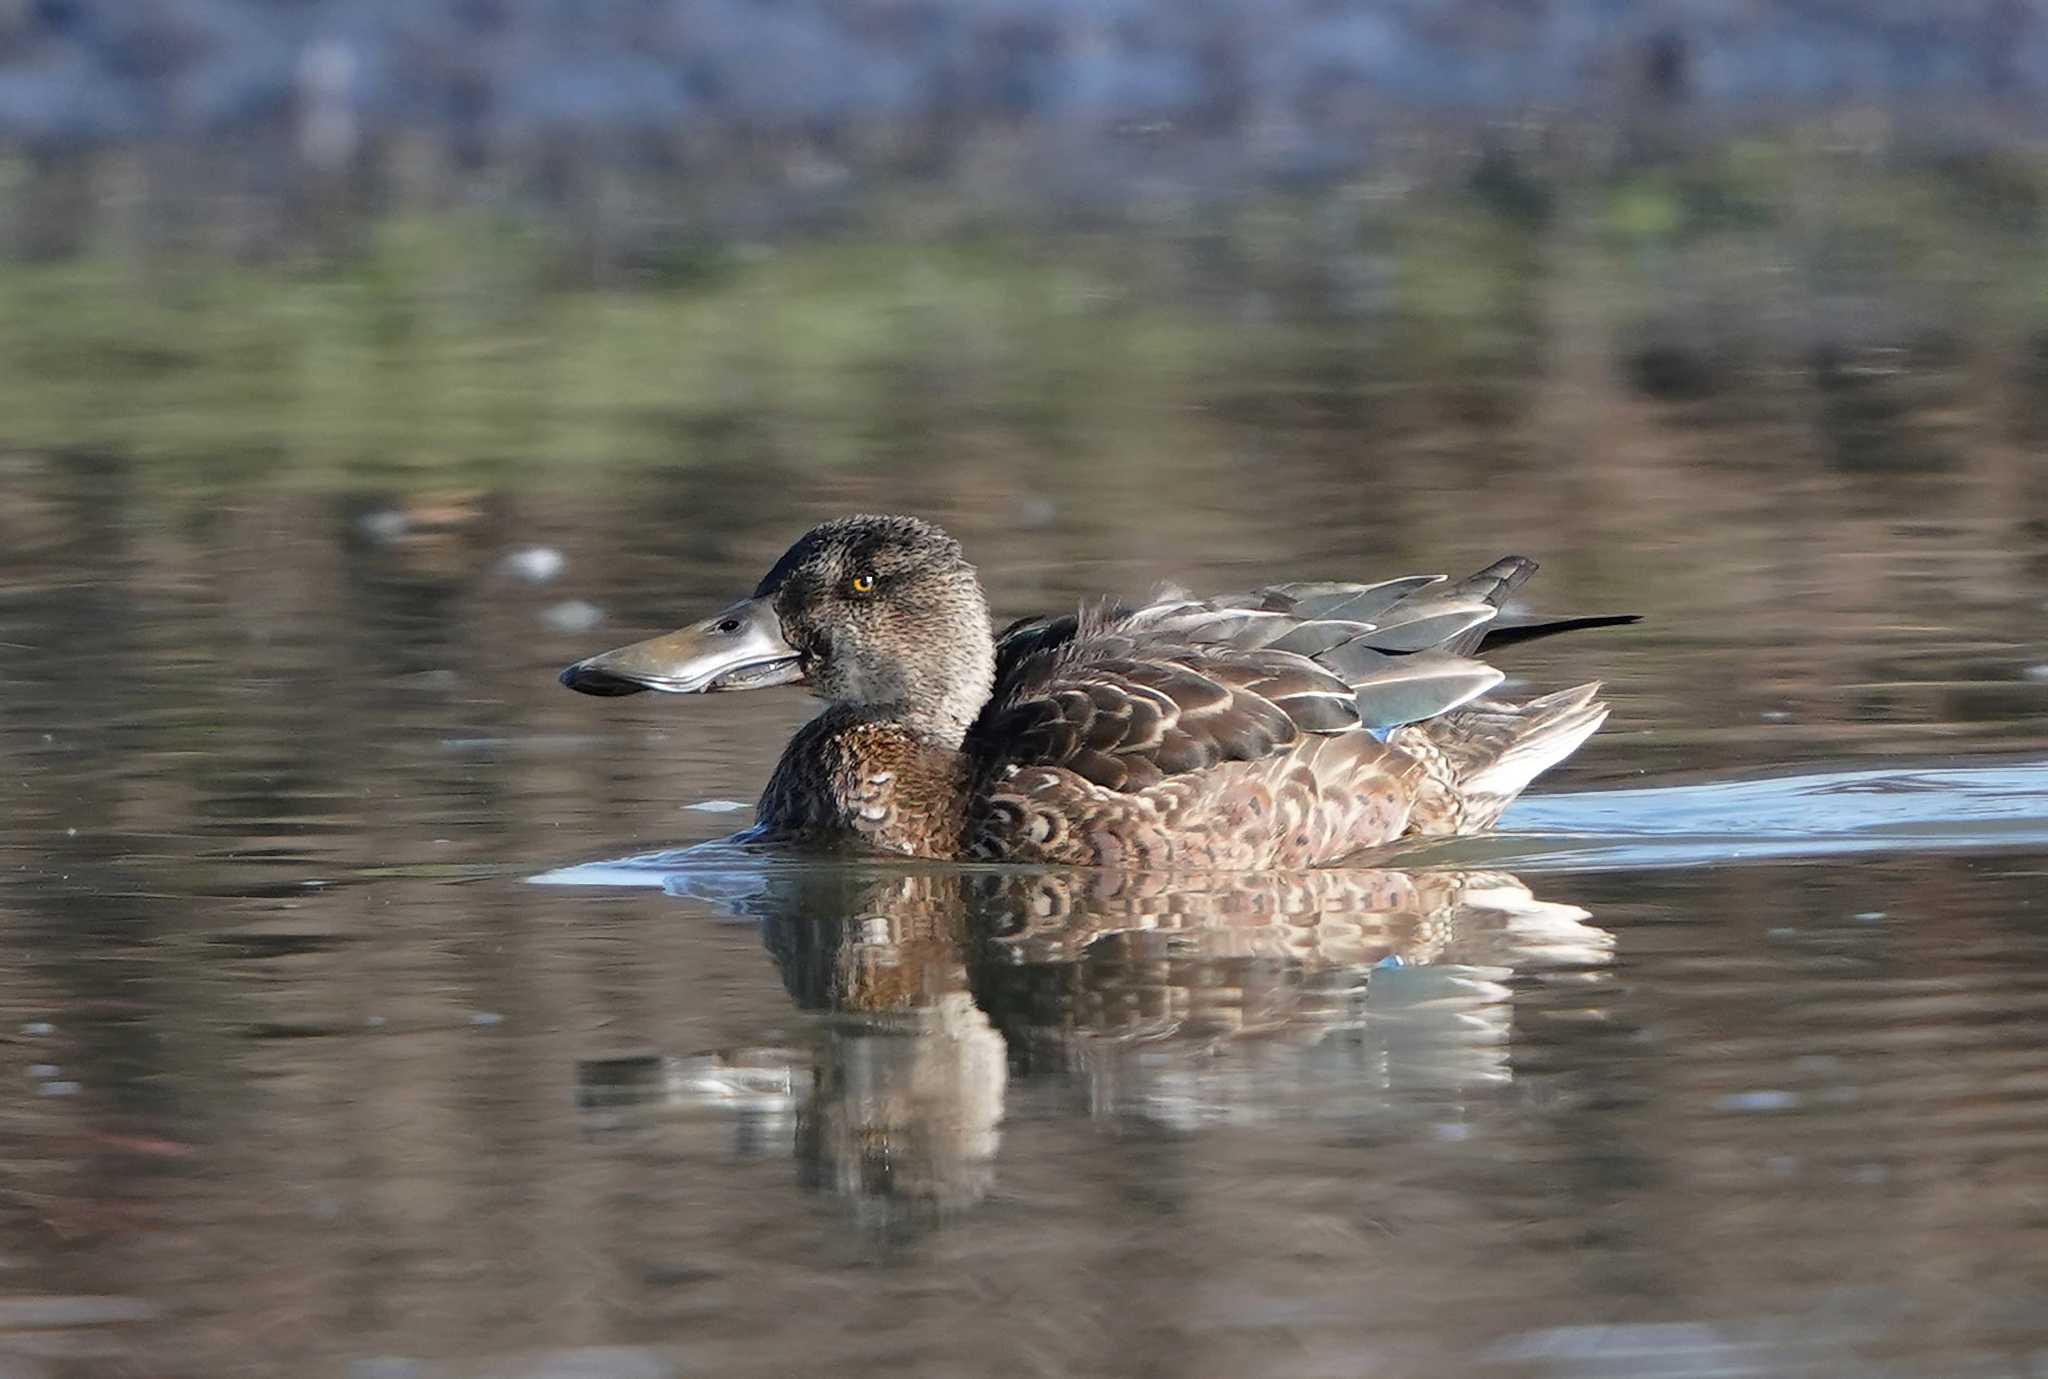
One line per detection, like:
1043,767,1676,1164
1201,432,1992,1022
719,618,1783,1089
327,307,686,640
3,1,2048,262
4,125,2048,492
6,7,2048,496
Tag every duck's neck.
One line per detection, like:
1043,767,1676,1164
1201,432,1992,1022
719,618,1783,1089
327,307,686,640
838,592,996,752
893,645,993,752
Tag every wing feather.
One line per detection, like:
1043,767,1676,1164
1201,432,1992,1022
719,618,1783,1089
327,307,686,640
972,646,1326,792
1356,596,1498,653
975,552,1627,792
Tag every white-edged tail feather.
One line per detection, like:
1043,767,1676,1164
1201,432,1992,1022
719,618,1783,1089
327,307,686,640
1460,683,1609,801
1391,682,1609,835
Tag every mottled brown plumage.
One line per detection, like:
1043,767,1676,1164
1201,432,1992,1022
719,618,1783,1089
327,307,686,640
559,515,1635,867
756,707,971,856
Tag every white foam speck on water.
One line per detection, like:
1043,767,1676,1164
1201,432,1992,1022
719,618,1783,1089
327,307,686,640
1717,1090,1801,1113
356,509,407,542
542,600,604,633
502,546,565,583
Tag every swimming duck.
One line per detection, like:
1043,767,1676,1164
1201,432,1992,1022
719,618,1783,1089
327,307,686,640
560,515,1634,868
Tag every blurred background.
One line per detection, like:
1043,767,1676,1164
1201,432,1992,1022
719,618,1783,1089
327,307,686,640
8,4,2048,1378
6,0,2048,494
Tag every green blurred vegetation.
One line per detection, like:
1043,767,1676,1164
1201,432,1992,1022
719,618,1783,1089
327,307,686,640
0,212,1225,488
6,131,2048,491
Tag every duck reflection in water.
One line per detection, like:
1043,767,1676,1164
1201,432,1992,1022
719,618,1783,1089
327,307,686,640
576,865,1613,1218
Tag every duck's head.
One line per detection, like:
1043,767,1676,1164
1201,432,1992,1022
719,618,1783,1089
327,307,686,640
559,515,996,747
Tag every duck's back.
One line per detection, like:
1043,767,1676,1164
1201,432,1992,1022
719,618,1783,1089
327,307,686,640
962,559,1624,868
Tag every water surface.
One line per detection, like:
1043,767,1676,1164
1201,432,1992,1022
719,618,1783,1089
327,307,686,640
4,435,2048,1377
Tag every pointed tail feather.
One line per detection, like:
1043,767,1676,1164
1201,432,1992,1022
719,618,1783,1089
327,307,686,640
1457,683,1609,803
1447,555,1538,604
1390,682,1609,836
1476,613,1642,653
1425,554,1638,657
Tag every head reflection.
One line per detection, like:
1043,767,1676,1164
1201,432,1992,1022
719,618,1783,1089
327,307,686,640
763,887,1005,1211
590,865,1611,1216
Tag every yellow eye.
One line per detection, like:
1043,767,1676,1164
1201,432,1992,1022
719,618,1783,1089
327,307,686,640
848,573,876,595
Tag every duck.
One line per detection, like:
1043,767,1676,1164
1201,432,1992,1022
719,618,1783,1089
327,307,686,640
559,514,1635,868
